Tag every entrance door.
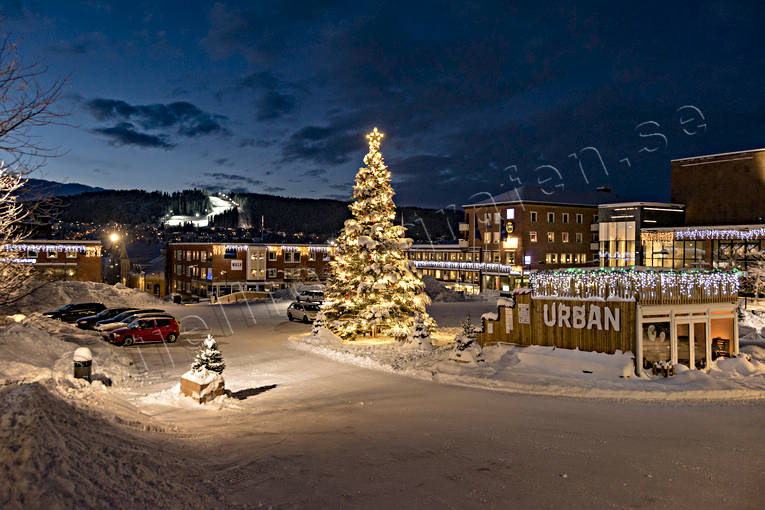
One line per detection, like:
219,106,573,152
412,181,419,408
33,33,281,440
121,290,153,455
675,320,709,369
676,323,691,367
693,322,707,369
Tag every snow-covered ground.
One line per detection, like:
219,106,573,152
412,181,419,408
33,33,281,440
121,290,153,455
2,285,765,508
163,193,236,227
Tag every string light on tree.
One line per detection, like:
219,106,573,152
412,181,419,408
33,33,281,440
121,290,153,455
322,127,435,340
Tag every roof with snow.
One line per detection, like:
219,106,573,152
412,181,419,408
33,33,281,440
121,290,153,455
462,186,623,208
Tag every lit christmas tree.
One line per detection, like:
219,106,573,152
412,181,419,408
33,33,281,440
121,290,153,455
323,127,434,340
191,334,225,374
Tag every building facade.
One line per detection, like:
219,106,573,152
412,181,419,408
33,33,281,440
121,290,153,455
0,240,102,282
671,148,765,226
168,243,335,298
460,187,614,290
597,202,685,267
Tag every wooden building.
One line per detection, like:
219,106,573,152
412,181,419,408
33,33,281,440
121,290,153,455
477,268,740,375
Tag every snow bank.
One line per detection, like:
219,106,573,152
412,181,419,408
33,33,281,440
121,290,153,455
139,382,239,410
739,308,765,347
0,314,133,387
423,275,467,302
290,333,765,401
7,280,161,315
0,383,221,508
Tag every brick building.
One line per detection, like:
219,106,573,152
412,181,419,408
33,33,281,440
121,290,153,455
671,148,765,226
0,240,102,282
168,243,335,299
460,187,617,291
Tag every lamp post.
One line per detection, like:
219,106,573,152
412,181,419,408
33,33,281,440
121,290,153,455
221,270,228,296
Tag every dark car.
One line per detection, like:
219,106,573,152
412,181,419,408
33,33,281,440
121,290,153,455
76,307,137,330
94,308,165,331
43,303,106,323
109,317,181,346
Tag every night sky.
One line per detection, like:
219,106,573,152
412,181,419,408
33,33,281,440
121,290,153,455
2,1,763,208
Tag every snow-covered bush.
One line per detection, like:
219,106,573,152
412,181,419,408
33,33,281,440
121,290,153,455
191,334,225,374
311,310,326,335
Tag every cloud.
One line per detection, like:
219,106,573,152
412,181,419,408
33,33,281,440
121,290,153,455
300,168,327,178
203,172,264,187
282,125,360,165
91,122,174,149
257,90,295,120
48,32,108,55
86,98,230,146
263,186,286,193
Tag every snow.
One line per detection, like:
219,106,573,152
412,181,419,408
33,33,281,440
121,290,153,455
422,275,471,302
181,368,220,386
481,311,498,321
163,193,235,227
292,331,765,401
739,307,765,347
497,296,515,307
5,280,161,315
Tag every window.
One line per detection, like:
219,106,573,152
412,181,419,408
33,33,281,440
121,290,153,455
66,251,77,259
576,214,583,224
505,252,515,265
546,253,558,264
176,265,182,275
268,251,276,261
27,249,38,258
176,250,182,260
562,232,569,243
547,232,555,242
284,252,292,262
524,255,531,265
530,231,538,242
562,213,569,224
48,250,57,259
506,208,514,219
576,232,583,243
530,211,537,223
294,252,301,263
494,212,501,223
547,212,555,223
492,251,500,263
267,268,276,278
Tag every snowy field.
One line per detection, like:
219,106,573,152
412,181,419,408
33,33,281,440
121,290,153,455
1,283,764,508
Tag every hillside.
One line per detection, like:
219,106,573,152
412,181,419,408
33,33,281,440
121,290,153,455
49,189,462,241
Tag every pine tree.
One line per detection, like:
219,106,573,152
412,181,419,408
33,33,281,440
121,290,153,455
407,313,433,350
191,334,225,374
456,314,476,351
323,128,434,340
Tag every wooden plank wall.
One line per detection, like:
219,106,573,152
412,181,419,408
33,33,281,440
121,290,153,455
478,294,636,355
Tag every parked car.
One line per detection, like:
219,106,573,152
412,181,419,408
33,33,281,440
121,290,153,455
287,302,320,323
296,290,324,303
43,303,106,323
94,309,166,332
76,307,138,330
109,317,180,346
98,311,175,334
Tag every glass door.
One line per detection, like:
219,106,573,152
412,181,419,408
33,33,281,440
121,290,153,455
693,322,707,369
676,323,691,367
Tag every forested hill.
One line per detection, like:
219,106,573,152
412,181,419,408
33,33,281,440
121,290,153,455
227,192,462,241
48,189,462,241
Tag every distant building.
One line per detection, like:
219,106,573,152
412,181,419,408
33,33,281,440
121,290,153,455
460,186,618,290
407,244,482,294
168,243,335,298
126,254,167,298
671,148,765,226
597,202,685,267
119,241,162,286
0,240,102,282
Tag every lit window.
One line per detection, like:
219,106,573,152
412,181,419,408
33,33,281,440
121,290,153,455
562,232,569,243
524,255,531,265
530,231,538,242
506,208,514,219
547,232,555,242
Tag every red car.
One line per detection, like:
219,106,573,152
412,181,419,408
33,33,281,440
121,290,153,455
109,317,180,346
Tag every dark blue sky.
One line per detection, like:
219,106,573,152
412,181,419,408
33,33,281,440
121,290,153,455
2,1,763,207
